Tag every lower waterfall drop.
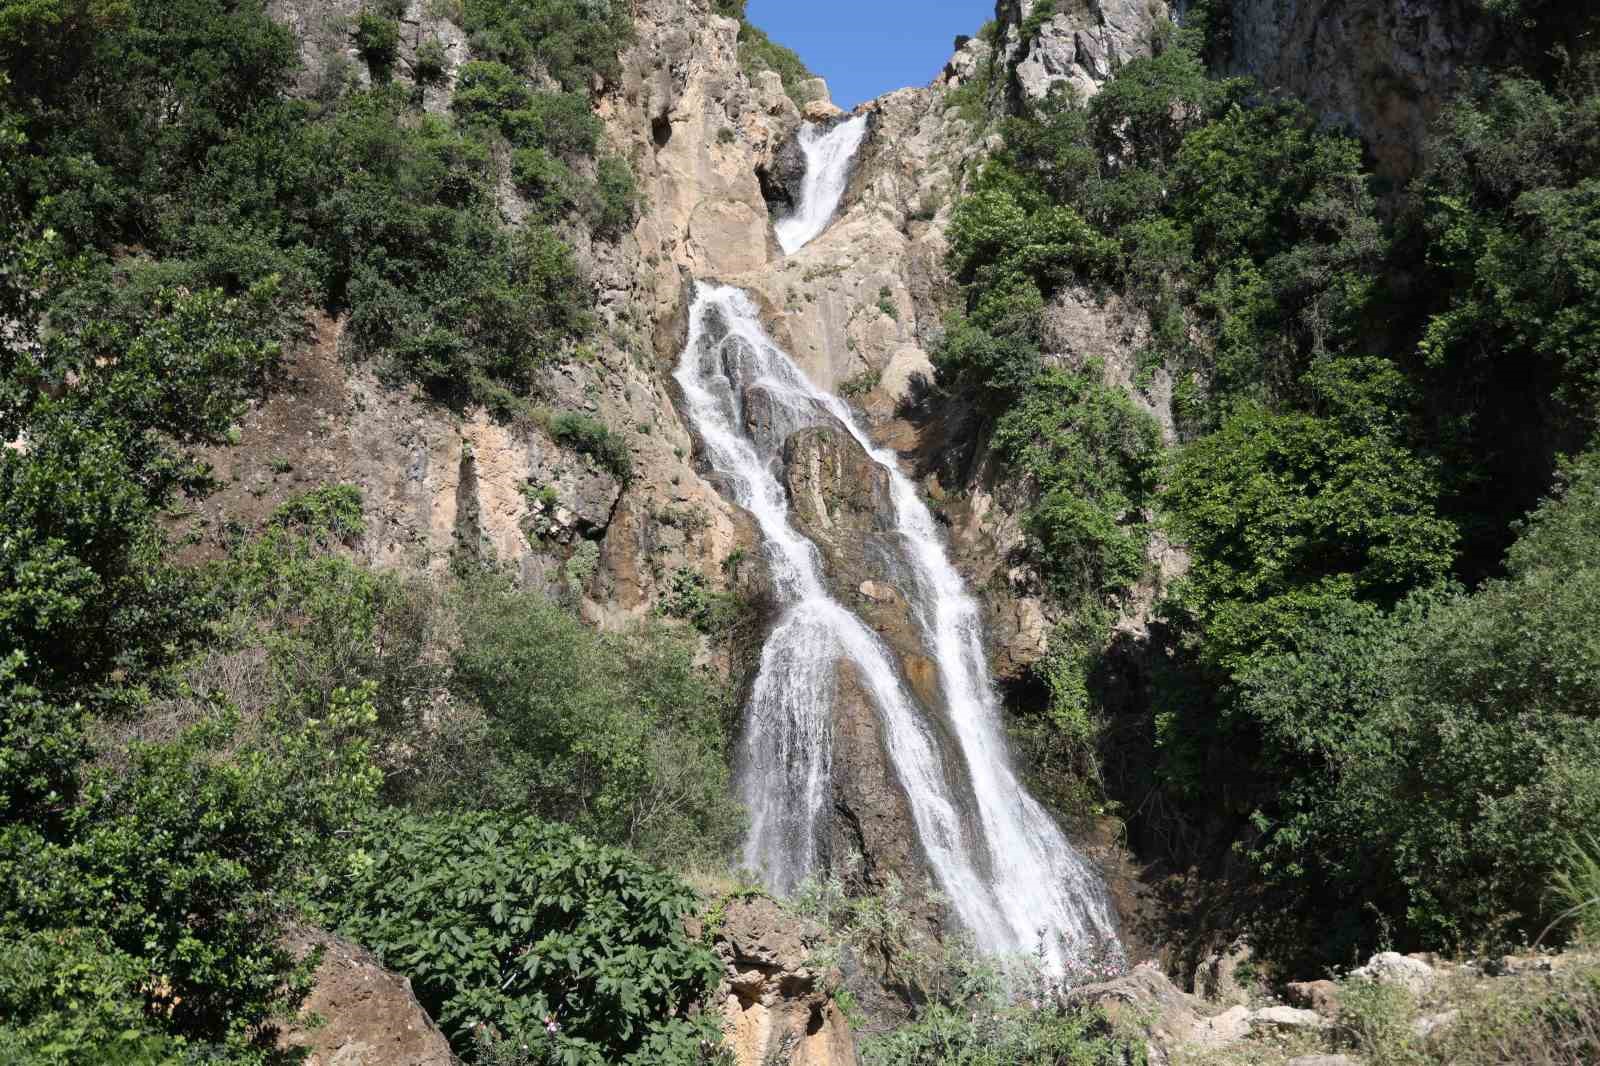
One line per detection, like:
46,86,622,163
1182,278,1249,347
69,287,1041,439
675,282,1119,967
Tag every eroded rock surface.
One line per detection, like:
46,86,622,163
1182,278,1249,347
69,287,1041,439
277,927,456,1066
715,897,859,1066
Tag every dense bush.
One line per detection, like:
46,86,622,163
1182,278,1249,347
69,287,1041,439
441,578,743,866
312,809,724,1063
1234,451,1600,959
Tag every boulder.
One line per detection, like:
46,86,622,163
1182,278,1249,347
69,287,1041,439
1071,963,1204,1060
1285,979,1342,1015
276,927,456,1066
1249,1005,1329,1032
1353,951,1435,995
1413,1010,1459,1040
1189,1004,1252,1049
715,897,858,1066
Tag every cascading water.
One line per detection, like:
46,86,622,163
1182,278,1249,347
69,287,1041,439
674,284,1120,967
774,115,871,254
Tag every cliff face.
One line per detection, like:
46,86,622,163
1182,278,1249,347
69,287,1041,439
1206,0,1496,181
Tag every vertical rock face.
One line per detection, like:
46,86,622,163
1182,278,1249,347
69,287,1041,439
1205,0,1497,180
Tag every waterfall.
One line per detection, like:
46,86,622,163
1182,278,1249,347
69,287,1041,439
774,115,871,255
674,283,1119,968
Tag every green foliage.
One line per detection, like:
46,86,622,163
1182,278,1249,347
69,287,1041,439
0,927,246,1065
460,0,634,90
1163,358,1457,678
311,809,724,1063
659,566,740,635
1235,451,1600,960
1554,833,1600,946
353,11,401,74
268,484,366,544
732,15,816,106
548,411,633,480
993,366,1162,601
439,577,743,865
1,694,380,1053
592,152,639,238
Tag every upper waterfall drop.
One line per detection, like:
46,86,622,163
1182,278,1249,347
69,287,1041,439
674,282,1120,970
774,115,870,254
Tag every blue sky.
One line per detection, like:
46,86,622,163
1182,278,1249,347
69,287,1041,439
745,0,995,110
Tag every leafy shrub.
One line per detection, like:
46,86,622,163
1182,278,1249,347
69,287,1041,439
438,578,743,865
548,411,633,480
591,153,639,238
460,0,635,90
353,11,401,73
268,484,366,544
993,366,1162,601
1236,451,1600,961
312,809,725,1063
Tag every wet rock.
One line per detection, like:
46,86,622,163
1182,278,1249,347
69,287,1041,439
829,662,928,896
276,927,456,1066
715,896,859,1066
805,99,847,122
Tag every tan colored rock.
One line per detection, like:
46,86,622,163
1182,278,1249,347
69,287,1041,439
1072,963,1205,1060
1250,1005,1329,1032
804,99,847,122
715,897,858,1066
1287,1057,1357,1066
277,927,456,1066
1286,979,1342,1015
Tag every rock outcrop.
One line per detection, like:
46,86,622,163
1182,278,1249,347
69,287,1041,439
1206,0,1496,180
714,897,859,1066
997,0,1173,105
277,927,457,1066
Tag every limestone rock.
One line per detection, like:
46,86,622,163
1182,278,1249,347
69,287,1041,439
999,0,1171,103
1072,963,1204,1060
1189,1004,1252,1049
276,927,456,1066
715,897,858,1066
1287,1057,1358,1066
1249,1005,1329,1031
805,99,847,122
1353,951,1436,995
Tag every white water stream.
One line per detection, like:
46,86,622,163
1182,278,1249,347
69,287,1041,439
774,116,871,254
674,284,1119,965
